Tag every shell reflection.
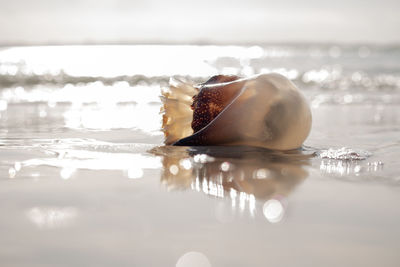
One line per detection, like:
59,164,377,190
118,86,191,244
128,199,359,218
151,146,310,222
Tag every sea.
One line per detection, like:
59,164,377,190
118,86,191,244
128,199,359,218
0,44,399,267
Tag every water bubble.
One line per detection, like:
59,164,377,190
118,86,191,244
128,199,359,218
193,154,214,164
179,159,192,170
263,199,285,223
176,251,211,267
169,165,179,175
220,162,231,172
8,168,16,178
319,147,371,160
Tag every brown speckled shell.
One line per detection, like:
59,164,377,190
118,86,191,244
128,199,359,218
191,75,241,132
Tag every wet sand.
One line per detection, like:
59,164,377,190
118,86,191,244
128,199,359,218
0,45,400,266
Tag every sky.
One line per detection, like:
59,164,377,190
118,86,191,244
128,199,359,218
0,0,399,45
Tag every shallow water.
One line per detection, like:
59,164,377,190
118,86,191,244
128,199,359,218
1,45,400,267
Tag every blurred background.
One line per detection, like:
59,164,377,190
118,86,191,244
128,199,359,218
1,1,400,267
1,0,399,45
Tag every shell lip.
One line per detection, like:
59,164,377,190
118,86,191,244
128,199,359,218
194,76,255,90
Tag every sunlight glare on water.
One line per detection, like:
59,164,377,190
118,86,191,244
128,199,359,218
0,45,399,201
263,199,285,223
22,145,162,176
0,45,268,78
1,44,400,267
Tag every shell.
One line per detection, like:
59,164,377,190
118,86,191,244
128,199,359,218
161,73,312,150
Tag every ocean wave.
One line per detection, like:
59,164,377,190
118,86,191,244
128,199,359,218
0,68,399,92
1,44,400,91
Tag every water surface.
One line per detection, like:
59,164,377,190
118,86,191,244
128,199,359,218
1,45,400,267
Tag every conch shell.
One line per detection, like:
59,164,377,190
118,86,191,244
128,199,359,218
161,73,311,150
